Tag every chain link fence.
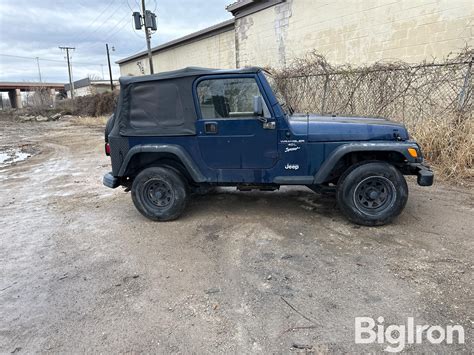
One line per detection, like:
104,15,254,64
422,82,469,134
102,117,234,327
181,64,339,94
272,49,473,180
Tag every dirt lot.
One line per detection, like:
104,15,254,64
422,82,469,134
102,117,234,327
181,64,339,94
0,115,472,353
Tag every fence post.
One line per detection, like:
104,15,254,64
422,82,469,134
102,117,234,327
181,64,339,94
321,74,329,114
458,56,473,111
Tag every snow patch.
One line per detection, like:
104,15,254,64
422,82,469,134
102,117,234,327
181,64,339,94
0,147,32,167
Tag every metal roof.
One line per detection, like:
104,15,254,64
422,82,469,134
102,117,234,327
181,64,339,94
226,0,255,13
226,0,284,18
119,66,262,85
116,19,235,65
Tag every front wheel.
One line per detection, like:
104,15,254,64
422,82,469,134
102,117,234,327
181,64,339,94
336,162,408,226
131,167,188,221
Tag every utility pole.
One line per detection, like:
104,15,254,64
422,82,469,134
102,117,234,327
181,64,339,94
106,44,114,91
59,46,75,99
133,1,157,75
35,57,42,82
141,0,154,74
132,0,155,74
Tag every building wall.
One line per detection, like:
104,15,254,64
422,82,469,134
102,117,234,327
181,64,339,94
235,0,473,68
119,29,236,76
67,86,91,98
118,0,473,74
67,84,117,98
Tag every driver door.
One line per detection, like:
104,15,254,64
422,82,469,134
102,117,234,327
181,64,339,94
195,75,278,169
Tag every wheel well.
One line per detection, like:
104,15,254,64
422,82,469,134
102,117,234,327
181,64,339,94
325,151,407,184
123,152,194,184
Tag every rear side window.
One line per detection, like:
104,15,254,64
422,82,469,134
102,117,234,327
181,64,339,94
197,77,262,119
129,81,184,129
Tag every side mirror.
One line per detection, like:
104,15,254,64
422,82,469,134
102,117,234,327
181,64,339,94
253,96,264,117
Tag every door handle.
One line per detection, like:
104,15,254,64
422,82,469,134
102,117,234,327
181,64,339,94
204,122,218,134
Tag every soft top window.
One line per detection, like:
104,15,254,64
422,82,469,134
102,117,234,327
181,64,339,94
129,81,184,129
117,76,197,136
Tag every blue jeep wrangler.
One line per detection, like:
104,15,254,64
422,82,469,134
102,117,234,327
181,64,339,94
103,67,433,226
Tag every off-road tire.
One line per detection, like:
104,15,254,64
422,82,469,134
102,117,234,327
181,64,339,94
131,167,188,221
336,162,408,226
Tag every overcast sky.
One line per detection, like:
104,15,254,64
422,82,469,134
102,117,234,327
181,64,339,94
0,0,232,83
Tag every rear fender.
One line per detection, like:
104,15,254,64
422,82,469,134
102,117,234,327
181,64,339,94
118,144,207,183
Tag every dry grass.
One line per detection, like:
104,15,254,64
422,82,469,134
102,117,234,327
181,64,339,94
71,115,110,127
411,115,473,181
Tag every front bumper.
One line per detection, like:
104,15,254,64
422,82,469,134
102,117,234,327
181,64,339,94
103,172,119,189
408,163,434,186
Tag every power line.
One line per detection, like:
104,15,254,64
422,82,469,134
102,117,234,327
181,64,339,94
86,12,132,50
74,3,126,44
126,0,137,12
69,0,117,44
0,53,104,66
131,20,145,39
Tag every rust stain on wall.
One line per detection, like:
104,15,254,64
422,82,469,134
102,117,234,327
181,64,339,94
235,16,254,68
274,0,293,67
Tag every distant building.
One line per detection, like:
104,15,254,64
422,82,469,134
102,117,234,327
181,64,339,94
117,0,473,75
64,77,119,98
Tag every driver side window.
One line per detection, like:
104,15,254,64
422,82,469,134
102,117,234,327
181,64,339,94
197,77,267,119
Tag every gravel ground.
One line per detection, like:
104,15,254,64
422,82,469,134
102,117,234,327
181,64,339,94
0,116,472,353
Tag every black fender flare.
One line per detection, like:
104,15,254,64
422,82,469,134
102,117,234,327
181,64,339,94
313,142,420,184
118,144,207,182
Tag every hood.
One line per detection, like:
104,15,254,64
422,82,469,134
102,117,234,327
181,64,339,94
288,114,409,142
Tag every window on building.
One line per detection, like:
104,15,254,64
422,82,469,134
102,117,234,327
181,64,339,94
197,77,265,119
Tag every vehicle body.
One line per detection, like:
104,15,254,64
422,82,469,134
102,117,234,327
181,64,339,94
103,67,433,225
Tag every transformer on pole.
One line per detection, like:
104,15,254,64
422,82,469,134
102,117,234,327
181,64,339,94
132,0,157,74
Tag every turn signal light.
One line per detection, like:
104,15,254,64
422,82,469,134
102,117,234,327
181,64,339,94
407,147,418,158
105,143,111,156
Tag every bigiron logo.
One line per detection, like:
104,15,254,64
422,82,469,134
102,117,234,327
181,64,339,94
355,317,465,352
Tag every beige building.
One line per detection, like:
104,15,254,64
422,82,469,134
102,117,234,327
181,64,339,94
117,0,473,75
65,77,119,98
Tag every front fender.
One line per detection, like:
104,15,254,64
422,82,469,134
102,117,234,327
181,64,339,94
313,141,421,184
118,144,207,182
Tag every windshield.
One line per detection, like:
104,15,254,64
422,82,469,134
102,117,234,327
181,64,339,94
263,72,293,115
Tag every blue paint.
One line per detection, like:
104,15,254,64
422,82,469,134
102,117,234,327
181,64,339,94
127,70,410,184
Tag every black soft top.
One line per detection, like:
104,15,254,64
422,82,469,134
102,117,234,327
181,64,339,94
119,66,262,86
116,67,262,137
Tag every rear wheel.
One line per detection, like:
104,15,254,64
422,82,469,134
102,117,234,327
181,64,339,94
131,167,188,221
336,162,408,226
